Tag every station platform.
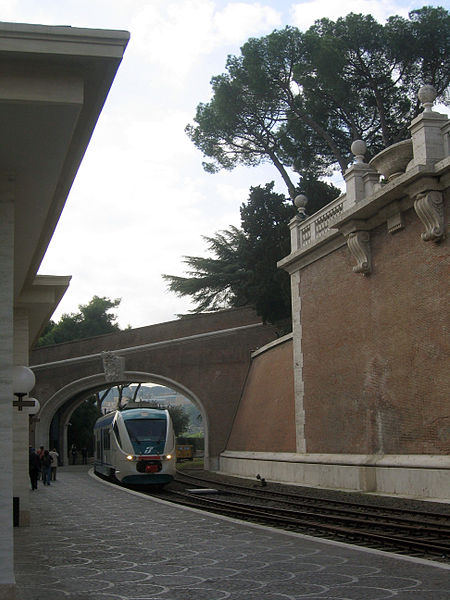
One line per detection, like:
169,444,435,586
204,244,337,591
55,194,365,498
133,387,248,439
14,465,450,600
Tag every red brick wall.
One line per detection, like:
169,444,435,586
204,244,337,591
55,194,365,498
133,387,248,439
30,307,266,364
226,339,296,452
300,204,449,455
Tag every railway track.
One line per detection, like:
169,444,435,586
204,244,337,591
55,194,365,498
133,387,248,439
148,469,450,562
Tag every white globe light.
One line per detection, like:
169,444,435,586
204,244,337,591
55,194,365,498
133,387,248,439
12,366,35,394
26,398,40,416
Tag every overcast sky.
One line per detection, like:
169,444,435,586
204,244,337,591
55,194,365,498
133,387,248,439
4,0,448,328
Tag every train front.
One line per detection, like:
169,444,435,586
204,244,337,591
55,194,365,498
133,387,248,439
118,408,176,485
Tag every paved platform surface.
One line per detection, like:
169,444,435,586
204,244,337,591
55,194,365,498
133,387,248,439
14,465,450,600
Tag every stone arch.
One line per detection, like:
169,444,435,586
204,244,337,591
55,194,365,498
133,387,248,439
35,371,209,467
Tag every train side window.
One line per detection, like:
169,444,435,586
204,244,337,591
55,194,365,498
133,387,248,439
113,422,122,448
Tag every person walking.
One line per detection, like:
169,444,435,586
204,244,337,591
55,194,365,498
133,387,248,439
36,446,45,479
70,444,77,465
81,447,88,465
49,448,59,481
41,450,53,486
29,447,41,490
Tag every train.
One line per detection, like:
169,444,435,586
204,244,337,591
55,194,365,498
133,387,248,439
93,407,176,486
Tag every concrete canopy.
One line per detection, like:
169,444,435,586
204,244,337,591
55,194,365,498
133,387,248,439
0,21,129,345
0,21,129,600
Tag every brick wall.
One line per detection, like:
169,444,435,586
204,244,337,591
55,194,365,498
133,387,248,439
226,338,296,452
300,203,449,455
30,306,264,365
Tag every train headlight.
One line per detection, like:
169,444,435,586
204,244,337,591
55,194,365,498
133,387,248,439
126,455,134,461
164,454,173,460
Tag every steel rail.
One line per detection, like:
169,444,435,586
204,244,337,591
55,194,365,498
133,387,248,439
175,470,450,525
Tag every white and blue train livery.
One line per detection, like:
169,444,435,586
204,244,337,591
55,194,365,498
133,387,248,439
94,408,176,485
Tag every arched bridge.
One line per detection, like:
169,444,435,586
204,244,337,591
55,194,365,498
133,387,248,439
30,308,277,469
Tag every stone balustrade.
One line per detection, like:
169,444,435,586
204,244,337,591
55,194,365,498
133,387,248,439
281,85,449,275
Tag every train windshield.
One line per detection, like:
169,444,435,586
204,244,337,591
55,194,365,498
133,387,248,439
124,418,167,455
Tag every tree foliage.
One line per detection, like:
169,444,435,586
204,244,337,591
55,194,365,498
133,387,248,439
37,296,121,347
186,7,449,198
163,183,298,326
68,398,101,455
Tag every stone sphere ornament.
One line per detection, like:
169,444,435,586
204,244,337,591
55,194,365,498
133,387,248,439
351,140,367,163
294,194,308,218
418,85,437,112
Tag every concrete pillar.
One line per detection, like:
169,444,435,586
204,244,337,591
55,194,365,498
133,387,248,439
291,270,306,453
409,86,448,167
13,309,31,526
0,174,16,600
344,140,377,205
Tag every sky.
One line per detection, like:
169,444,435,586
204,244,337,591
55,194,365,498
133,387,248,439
4,0,448,329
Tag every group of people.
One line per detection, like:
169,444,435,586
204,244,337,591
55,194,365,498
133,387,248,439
70,444,88,465
28,446,59,490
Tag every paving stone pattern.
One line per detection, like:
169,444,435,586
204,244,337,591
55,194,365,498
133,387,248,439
14,466,450,600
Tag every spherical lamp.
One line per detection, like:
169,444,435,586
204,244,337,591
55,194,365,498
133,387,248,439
12,366,36,411
26,398,40,416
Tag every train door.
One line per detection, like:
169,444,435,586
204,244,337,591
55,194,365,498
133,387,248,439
102,429,111,465
95,429,103,465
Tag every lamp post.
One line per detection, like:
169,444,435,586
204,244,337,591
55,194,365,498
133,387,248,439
12,366,36,411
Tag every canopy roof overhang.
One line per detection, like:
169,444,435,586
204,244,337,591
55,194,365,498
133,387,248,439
0,22,129,346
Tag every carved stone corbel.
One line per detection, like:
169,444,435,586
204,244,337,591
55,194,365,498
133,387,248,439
414,190,445,242
101,351,125,382
346,231,371,275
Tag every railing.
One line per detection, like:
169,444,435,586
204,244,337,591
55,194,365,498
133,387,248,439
296,194,348,249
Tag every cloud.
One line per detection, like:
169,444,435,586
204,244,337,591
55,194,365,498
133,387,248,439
130,0,281,83
290,0,411,29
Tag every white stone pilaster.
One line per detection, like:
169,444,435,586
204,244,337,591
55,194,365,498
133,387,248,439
291,270,306,453
0,175,16,599
13,309,31,526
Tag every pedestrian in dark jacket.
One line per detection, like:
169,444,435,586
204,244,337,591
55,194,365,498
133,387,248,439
41,450,53,486
29,448,41,490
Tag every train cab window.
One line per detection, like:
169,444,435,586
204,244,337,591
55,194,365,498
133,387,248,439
113,422,122,448
124,419,166,443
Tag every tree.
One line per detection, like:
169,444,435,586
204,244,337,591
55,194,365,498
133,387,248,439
37,296,121,346
238,183,296,323
163,183,299,327
167,405,191,437
186,26,302,199
186,8,449,201
68,397,101,456
163,226,249,313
